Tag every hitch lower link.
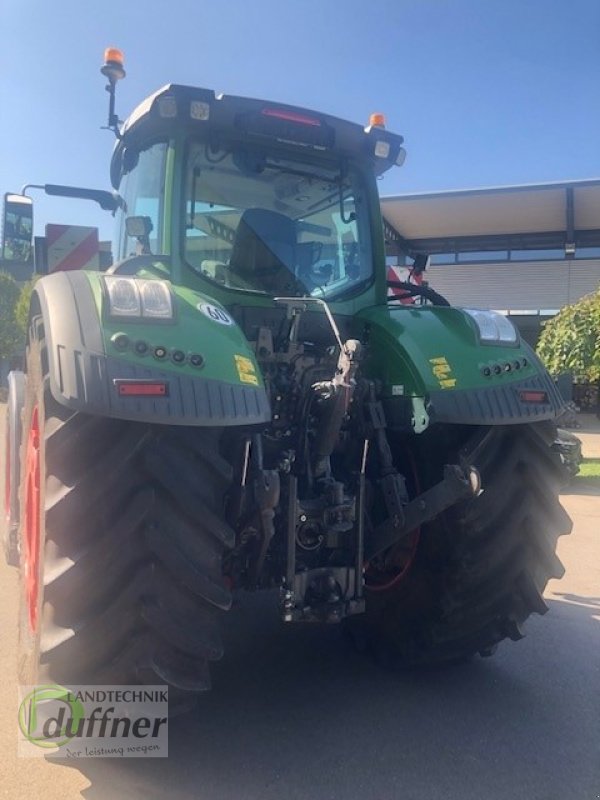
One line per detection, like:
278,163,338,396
366,463,481,560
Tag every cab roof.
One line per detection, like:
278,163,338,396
111,84,405,188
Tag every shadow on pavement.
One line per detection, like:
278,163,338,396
562,476,600,497
573,414,600,435
552,592,600,608
53,591,599,800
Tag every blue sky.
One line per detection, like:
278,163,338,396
1,0,598,240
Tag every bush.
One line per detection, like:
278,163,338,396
14,276,38,336
537,289,600,383
0,272,22,361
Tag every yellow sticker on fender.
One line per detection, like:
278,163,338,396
429,356,456,389
439,377,457,389
234,354,259,385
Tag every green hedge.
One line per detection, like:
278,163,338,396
0,272,22,361
537,289,600,383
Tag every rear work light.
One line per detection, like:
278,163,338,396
519,390,548,404
190,100,210,120
114,380,169,397
374,140,391,158
157,95,177,118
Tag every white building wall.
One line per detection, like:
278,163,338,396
425,259,600,310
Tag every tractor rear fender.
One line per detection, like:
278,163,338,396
358,304,564,427
29,271,271,426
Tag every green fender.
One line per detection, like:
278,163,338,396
357,304,564,429
30,269,270,427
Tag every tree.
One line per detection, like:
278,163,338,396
0,272,22,361
536,288,600,382
14,276,38,336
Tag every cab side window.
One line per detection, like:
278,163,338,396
115,142,167,261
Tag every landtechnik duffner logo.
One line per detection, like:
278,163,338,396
18,685,168,758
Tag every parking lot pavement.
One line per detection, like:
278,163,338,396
0,408,598,800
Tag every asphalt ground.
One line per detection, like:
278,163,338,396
0,408,598,800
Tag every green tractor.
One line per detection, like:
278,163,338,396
5,50,571,709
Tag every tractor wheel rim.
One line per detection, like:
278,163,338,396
24,406,40,632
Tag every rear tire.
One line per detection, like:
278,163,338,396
358,423,572,665
18,331,234,710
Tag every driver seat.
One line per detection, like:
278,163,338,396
229,208,298,293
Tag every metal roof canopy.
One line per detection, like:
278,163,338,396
381,178,600,256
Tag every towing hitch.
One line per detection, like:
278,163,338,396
366,464,481,560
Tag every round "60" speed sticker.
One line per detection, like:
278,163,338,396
198,303,233,325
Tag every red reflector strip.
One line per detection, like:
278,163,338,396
519,390,548,404
115,381,168,397
262,107,321,126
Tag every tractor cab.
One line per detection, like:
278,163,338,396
110,83,406,312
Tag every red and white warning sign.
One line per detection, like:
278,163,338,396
45,224,100,272
387,264,423,305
